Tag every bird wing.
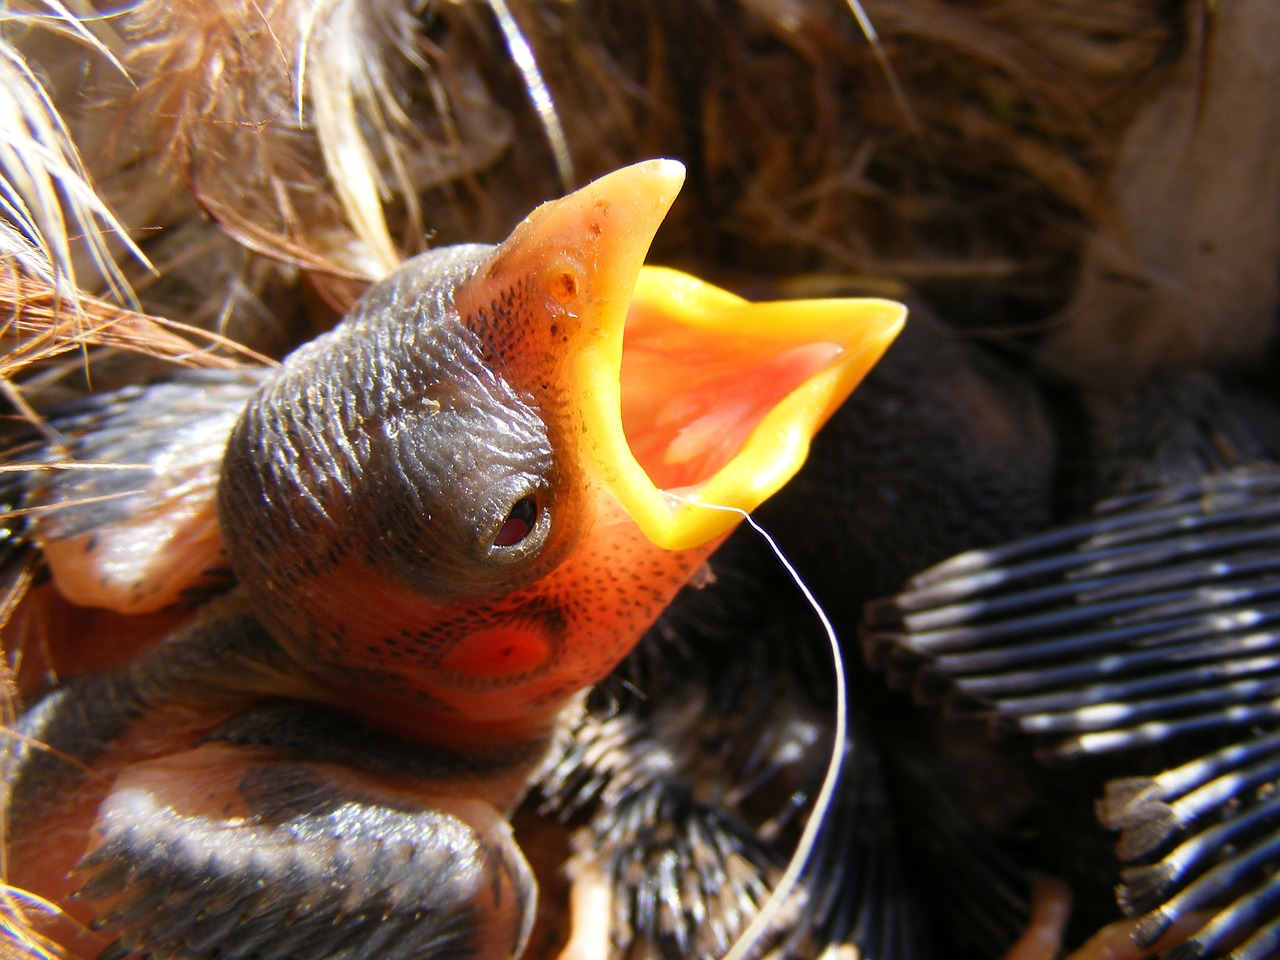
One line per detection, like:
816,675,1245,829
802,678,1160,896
8,368,268,616
864,465,1280,960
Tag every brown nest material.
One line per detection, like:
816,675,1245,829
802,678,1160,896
5,1,1189,352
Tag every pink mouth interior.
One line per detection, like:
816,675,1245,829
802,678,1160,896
619,300,844,492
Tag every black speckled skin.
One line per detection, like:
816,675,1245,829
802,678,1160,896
6,163,743,960
211,240,648,729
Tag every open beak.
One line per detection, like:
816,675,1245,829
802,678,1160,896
588,261,904,549
528,160,906,550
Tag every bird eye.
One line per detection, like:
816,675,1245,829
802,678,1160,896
493,497,539,547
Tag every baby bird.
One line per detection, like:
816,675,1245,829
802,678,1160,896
0,160,904,960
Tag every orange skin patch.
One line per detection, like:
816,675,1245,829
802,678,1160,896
439,626,553,678
13,161,901,750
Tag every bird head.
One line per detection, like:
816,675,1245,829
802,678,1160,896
219,160,904,745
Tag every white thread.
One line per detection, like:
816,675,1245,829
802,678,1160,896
668,494,848,960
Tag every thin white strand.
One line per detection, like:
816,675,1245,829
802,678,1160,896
668,494,847,960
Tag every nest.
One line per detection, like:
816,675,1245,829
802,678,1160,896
7,0,1278,957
